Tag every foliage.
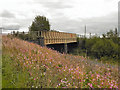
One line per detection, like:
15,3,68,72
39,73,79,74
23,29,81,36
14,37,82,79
91,39,118,59
2,54,30,88
73,29,120,61
29,15,50,32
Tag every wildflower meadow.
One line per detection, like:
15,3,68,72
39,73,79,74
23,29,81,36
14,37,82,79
2,35,119,88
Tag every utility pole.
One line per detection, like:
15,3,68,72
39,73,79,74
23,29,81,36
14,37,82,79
84,25,87,57
84,25,86,38
89,33,91,38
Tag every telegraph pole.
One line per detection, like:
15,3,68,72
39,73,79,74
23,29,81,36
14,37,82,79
89,33,91,38
84,25,86,38
84,25,87,57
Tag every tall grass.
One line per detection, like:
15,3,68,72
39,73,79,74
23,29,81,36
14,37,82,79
2,35,119,88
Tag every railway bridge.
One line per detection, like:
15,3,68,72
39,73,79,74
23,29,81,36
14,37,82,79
15,31,78,53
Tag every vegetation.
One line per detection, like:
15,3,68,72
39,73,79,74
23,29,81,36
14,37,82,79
10,16,51,41
2,36,119,88
72,28,120,62
0,56,1,89
29,15,50,32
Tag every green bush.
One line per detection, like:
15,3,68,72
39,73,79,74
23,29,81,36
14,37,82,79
91,39,118,59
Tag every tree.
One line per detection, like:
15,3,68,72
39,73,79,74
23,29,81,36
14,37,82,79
114,28,119,38
106,28,118,38
85,37,100,56
106,30,114,38
29,15,50,32
91,39,118,59
102,34,106,38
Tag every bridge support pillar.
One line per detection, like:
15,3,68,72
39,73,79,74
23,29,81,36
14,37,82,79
39,37,45,46
64,43,67,54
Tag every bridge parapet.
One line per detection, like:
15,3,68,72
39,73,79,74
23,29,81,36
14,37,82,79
39,31,77,45
23,31,77,45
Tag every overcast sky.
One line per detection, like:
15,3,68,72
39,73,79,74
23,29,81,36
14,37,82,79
0,0,119,35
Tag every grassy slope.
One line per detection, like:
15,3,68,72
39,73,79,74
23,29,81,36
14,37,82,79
0,35,2,89
2,36,119,88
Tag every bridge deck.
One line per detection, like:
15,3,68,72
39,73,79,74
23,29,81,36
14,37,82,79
16,31,77,45
39,31,77,45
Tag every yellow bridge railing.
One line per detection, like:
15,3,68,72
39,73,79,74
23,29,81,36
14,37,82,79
15,31,77,45
39,31,77,45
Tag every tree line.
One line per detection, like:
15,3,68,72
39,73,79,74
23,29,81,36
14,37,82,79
72,28,120,62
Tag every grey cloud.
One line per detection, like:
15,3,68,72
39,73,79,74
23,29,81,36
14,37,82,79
0,10,15,18
34,0,73,9
79,12,117,34
51,12,117,35
3,11,116,35
1,15,33,31
42,2,72,9
2,24,20,31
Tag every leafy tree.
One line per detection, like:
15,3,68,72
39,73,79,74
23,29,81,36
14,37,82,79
102,34,106,38
105,28,118,38
72,28,119,61
85,37,100,56
91,39,118,59
114,28,118,37
29,15,50,32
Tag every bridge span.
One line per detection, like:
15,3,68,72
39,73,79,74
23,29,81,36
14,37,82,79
30,31,77,53
12,31,78,53
28,31,77,45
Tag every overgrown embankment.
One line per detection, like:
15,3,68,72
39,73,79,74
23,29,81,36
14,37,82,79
2,36,119,88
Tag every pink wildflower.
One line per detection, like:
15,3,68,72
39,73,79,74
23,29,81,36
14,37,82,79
88,83,93,88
